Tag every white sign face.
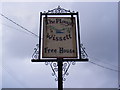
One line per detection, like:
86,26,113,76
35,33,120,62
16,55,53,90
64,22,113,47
42,17,77,58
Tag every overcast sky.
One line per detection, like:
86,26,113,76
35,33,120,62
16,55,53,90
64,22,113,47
1,2,118,88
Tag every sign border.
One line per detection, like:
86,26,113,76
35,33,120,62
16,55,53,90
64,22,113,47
38,12,82,60
42,17,78,58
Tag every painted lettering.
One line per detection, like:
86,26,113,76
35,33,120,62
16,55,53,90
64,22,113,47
46,33,72,41
47,18,74,26
59,47,75,53
44,47,57,53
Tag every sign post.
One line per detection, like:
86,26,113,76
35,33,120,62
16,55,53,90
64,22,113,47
31,6,89,89
58,58,63,90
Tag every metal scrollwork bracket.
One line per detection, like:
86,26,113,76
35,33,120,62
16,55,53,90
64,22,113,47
44,6,75,14
32,44,39,59
45,61,76,81
81,44,88,59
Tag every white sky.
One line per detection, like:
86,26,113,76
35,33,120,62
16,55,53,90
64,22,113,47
0,0,120,2
1,1,119,89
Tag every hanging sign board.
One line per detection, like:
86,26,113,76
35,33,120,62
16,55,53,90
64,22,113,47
42,17,77,58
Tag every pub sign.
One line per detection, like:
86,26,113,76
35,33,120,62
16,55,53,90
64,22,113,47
42,17,77,58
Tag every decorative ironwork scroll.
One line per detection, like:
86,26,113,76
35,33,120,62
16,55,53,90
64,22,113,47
45,61,76,81
81,44,88,59
32,44,39,59
44,6,75,14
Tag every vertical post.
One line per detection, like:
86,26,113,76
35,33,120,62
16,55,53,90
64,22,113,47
77,12,81,59
58,58,63,90
38,12,42,60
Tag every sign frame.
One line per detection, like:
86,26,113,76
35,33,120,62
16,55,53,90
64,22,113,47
42,17,78,58
38,10,81,60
